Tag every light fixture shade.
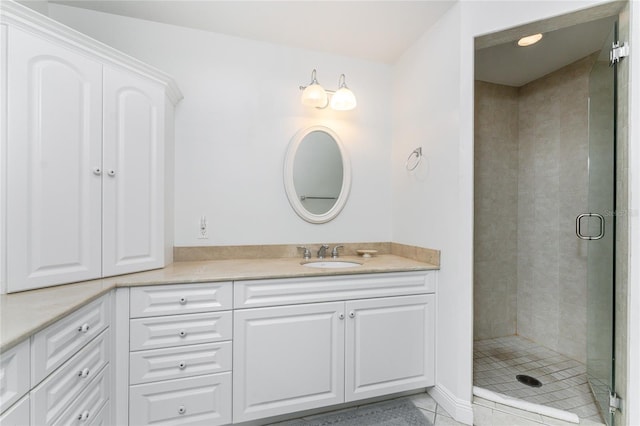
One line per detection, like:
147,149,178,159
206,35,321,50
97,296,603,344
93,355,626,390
301,83,328,108
517,33,543,47
330,87,357,111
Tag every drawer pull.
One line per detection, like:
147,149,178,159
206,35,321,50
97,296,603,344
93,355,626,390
179,330,187,338
179,296,188,305
178,361,187,370
178,405,186,415
78,368,90,378
78,323,90,333
77,410,90,421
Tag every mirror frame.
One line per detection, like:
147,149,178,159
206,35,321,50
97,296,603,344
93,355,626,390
283,125,352,224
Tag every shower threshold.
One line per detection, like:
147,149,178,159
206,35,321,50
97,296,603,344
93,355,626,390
474,385,579,423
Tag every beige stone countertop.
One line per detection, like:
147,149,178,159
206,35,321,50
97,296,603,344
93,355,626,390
0,255,437,351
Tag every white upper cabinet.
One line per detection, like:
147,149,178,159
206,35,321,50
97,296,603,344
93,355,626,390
6,26,103,290
1,2,182,293
102,67,166,276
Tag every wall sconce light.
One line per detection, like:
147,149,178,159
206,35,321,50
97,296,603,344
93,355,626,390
299,69,357,111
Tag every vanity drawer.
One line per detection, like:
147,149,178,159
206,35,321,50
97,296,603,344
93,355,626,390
0,395,29,425
129,372,231,426
130,311,232,352
234,271,436,308
52,366,110,426
130,282,233,318
130,341,232,385
32,295,111,386
32,329,110,426
0,339,30,414
88,401,110,426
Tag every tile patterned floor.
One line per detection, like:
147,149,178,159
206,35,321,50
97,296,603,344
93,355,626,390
474,335,604,424
267,393,466,426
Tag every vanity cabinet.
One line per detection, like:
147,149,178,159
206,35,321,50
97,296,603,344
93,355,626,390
126,282,233,426
232,271,436,423
1,2,182,293
0,293,113,426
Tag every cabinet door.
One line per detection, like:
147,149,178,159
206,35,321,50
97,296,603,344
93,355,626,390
345,294,435,402
6,26,103,292
102,66,166,277
233,302,345,423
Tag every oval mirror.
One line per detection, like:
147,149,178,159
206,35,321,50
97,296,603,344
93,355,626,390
284,126,351,223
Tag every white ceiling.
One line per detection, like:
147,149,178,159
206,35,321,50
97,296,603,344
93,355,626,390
475,15,616,87
47,0,619,84
48,0,457,64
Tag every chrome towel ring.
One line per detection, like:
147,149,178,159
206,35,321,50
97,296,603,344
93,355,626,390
406,147,423,171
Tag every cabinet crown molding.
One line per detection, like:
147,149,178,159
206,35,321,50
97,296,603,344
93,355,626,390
0,0,183,105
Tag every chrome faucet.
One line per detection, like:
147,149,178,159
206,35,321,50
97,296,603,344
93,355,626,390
297,246,311,260
317,244,330,259
331,245,344,258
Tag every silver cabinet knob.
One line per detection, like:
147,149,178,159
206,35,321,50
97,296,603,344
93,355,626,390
349,311,355,318
78,323,90,333
178,406,186,415
179,330,187,338
338,313,345,320
107,169,116,177
78,368,90,378
178,361,187,370
179,296,187,305
92,167,102,175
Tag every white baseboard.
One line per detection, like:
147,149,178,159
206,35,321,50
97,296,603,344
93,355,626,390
429,383,474,425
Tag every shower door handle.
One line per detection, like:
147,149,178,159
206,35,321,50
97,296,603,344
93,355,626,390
576,213,605,240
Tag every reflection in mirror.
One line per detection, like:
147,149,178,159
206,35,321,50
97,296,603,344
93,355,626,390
284,126,351,224
293,131,343,214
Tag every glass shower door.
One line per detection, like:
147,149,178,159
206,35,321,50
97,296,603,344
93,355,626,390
582,22,616,426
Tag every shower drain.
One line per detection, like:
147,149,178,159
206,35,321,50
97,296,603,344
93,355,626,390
516,374,543,388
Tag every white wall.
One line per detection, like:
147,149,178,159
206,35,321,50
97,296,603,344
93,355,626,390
391,0,630,423
47,2,640,424
48,4,393,247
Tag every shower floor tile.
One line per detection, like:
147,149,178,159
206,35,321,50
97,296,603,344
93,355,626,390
473,335,604,424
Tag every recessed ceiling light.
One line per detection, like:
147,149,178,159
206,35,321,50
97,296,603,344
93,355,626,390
517,33,543,47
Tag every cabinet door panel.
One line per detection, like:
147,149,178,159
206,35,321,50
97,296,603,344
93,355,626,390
6,26,102,292
102,66,165,277
0,339,29,413
345,295,435,402
129,373,231,426
233,302,345,423
0,395,29,426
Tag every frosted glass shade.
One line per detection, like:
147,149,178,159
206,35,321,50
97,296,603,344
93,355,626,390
330,87,357,111
301,83,328,108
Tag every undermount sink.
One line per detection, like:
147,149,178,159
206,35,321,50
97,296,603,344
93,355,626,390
301,260,362,269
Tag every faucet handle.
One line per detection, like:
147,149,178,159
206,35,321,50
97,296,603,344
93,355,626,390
331,245,344,258
297,246,311,260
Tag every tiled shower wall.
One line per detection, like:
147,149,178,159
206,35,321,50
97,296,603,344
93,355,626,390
475,55,595,362
474,82,519,339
